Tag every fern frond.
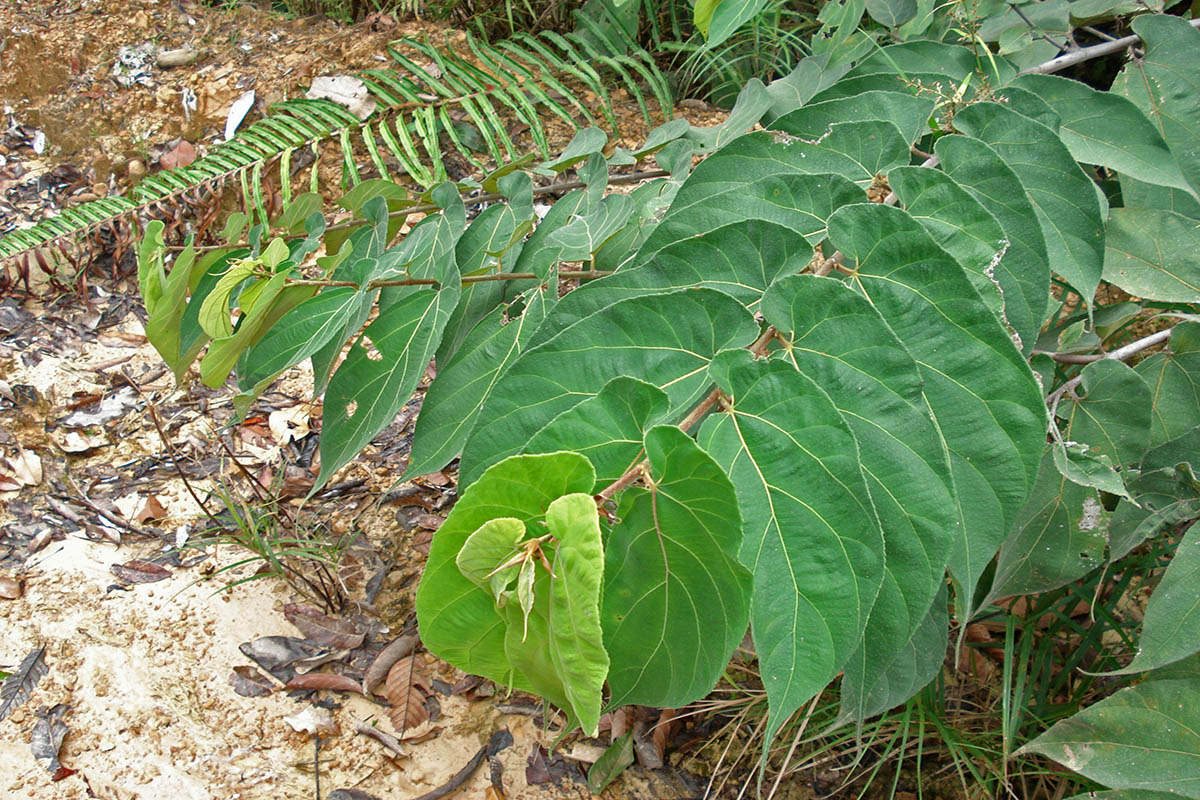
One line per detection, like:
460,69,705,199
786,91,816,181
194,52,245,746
0,28,672,288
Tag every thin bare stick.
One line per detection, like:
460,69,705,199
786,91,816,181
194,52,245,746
1021,17,1200,75
1035,326,1173,364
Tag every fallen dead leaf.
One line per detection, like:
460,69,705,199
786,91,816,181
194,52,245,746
285,672,363,694
385,656,429,734
53,429,108,453
283,603,365,650
362,634,418,695
229,665,276,697
135,495,168,523
158,139,196,169
110,559,172,584
2,448,42,487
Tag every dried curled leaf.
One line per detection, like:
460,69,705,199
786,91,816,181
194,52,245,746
0,645,48,722
385,657,429,734
110,559,171,584
362,634,418,695
229,665,275,697
286,672,363,694
283,603,365,650
31,703,69,773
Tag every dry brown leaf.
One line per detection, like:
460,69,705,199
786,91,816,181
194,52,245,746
651,708,677,763
3,449,41,488
286,672,363,694
385,657,429,734
135,495,168,523
158,139,196,169
97,331,147,347
110,559,171,584
283,603,365,650
413,514,444,531
229,666,275,697
362,635,418,695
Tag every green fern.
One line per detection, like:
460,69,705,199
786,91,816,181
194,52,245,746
0,29,672,282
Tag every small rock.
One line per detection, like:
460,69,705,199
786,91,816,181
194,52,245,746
127,159,146,181
679,98,709,111
157,46,199,68
0,575,22,599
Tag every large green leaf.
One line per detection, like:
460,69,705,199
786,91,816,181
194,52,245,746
603,426,751,709
954,102,1106,307
763,275,955,722
318,281,459,489
698,350,884,755
544,493,608,737
1021,654,1200,798
769,91,934,146
887,165,1021,348
239,287,361,391
1107,522,1200,675
985,447,1107,601
827,202,1047,607
1109,466,1200,562
1060,359,1153,467
1112,16,1200,204
672,121,910,194
639,173,860,260
1103,208,1200,304
1011,74,1194,195
524,377,669,489
535,218,813,348
700,0,772,48
839,583,948,721
1134,321,1200,447
402,286,553,479
416,452,596,690
865,0,917,28
459,288,759,487
935,134,1051,356
845,40,1015,86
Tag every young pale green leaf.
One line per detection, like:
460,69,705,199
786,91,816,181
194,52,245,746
700,0,772,48
1060,359,1153,467
137,220,167,316
502,566,573,724
769,91,934,146
545,493,608,737
827,202,1047,609
198,257,257,340
935,134,1050,356
1106,523,1200,675
1135,321,1200,447
887,166,1014,343
537,218,813,348
1103,208,1200,303
201,279,315,389
402,286,553,480
318,282,459,489
1020,654,1200,797
511,188,590,281
764,275,956,723
524,377,669,489
455,517,525,592
459,288,759,488
416,452,596,691
603,425,752,709
984,447,1107,602
954,102,1105,308
1112,15,1200,203
762,53,854,125
1011,74,1194,195
177,249,244,381
698,350,884,758
145,238,197,375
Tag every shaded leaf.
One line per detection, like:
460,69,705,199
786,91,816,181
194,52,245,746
1134,321,1200,447
1059,359,1153,467
587,732,634,794
1020,654,1200,797
229,665,275,697
1103,208,1200,303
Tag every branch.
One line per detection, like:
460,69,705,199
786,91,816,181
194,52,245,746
1035,327,1173,364
280,268,612,290
1020,17,1200,75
